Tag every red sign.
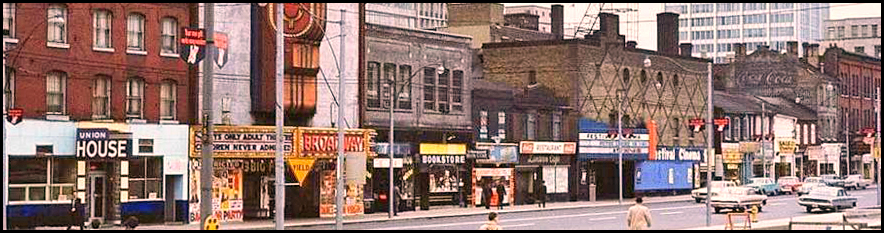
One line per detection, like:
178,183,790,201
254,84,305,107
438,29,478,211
714,118,730,132
7,108,23,125
689,118,705,126
301,133,365,154
180,28,206,45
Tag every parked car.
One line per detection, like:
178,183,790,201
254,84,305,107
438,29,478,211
843,175,872,190
692,181,738,203
820,174,846,187
777,176,802,195
803,177,824,185
745,177,781,196
797,182,828,196
711,187,768,214
797,187,857,213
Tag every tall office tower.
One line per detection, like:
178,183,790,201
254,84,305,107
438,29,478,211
664,3,829,63
366,3,448,30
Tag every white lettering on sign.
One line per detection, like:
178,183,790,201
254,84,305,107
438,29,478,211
421,155,465,164
680,150,702,161
520,141,577,154
657,147,677,160
76,139,129,158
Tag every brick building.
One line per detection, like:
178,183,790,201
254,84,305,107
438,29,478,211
4,3,193,227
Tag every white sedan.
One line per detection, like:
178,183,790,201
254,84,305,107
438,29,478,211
691,181,737,203
711,187,768,213
798,187,858,213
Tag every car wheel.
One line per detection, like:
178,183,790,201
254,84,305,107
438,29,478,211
806,206,813,213
714,208,721,214
852,202,856,207
695,198,702,203
862,186,866,190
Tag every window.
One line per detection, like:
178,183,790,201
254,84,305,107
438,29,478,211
160,17,178,54
93,10,112,49
367,62,380,108
9,157,75,203
691,4,712,13
851,25,858,38
744,14,766,24
127,13,145,51
498,111,507,139
437,69,450,113
691,17,713,27
679,31,688,41
139,139,154,154
872,25,878,38
381,63,395,109
716,3,738,12
771,13,793,23
837,26,845,39
553,112,562,141
47,4,67,44
665,5,686,14
3,3,14,37
423,67,436,111
127,77,144,118
480,110,488,140
717,29,740,39
5,67,13,111
452,70,463,112
744,28,766,38
46,72,66,114
772,27,793,37
861,25,868,37
827,27,836,39
772,3,793,9
733,116,741,140
527,113,536,140
679,19,688,28
160,80,177,120
93,76,111,119
622,69,629,85
672,117,681,139
717,16,740,26
691,31,713,40
875,45,881,58
743,3,766,11
128,157,163,200
855,46,865,54
672,74,679,87
396,65,412,110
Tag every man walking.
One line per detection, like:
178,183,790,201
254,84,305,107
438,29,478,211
66,197,84,230
535,180,547,208
496,180,507,210
483,180,493,209
393,185,402,216
626,197,652,230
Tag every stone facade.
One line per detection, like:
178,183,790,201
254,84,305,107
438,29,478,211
312,3,362,129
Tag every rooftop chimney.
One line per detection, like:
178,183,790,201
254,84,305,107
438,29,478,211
804,42,821,68
599,13,620,37
657,12,679,56
787,41,798,57
551,4,564,40
734,43,746,61
626,41,637,49
679,43,693,58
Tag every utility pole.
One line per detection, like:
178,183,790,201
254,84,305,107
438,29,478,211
274,2,285,230
200,3,215,230
761,102,766,178
846,110,850,177
3,32,8,231
618,88,624,206
336,8,347,230
875,87,880,206
388,67,396,219
705,62,713,227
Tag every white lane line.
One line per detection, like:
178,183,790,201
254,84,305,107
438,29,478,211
770,203,786,206
503,223,535,228
660,211,683,215
589,217,617,221
368,205,705,230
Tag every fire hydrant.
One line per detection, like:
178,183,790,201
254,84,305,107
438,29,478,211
749,205,759,223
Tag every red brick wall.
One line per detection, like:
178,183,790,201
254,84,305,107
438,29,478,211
7,3,192,123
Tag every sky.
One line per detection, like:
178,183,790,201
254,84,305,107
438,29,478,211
502,3,882,51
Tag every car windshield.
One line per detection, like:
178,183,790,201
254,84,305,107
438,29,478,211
779,178,798,183
749,178,767,184
724,188,751,195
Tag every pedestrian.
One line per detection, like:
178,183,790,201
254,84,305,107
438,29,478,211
393,185,402,216
535,180,547,208
66,197,84,230
479,212,502,230
123,216,140,230
626,197,652,230
483,181,494,210
496,180,507,210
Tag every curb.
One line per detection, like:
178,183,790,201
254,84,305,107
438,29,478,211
224,196,695,229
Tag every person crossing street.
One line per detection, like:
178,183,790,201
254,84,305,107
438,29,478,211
626,197,652,230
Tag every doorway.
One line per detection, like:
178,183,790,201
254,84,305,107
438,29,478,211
165,175,180,222
89,172,107,224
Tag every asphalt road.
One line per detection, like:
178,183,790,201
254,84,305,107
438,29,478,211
266,187,880,230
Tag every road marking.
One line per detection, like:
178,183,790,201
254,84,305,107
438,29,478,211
503,223,535,228
770,203,786,206
589,217,617,221
660,211,683,215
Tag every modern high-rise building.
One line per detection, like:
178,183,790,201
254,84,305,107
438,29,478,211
505,5,552,33
821,17,881,58
366,3,447,30
664,3,829,63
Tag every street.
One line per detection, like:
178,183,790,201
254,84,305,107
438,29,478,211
269,188,880,230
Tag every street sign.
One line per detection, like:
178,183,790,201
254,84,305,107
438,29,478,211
213,32,228,68
7,108,22,125
714,118,730,132
179,27,206,65
690,118,704,132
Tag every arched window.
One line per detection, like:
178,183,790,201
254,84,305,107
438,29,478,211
93,9,113,49
672,74,680,87
622,68,630,85
640,70,648,84
656,72,664,86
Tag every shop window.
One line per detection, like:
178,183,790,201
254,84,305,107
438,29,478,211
50,158,76,201
128,157,163,200
9,158,77,203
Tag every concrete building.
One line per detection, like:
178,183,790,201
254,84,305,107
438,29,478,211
444,3,563,49
4,3,193,227
664,3,829,63
312,3,362,129
504,5,552,33
822,17,881,58
366,3,447,30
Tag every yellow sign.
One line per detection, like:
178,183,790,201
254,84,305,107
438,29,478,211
722,143,742,164
288,158,316,184
419,143,467,155
776,139,797,154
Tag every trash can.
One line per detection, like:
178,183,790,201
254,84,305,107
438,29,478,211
589,184,597,202
364,198,375,214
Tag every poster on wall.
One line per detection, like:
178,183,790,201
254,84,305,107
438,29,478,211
542,166,569,193
319,168,364,218
189,159,244,223
472,168,513,206
429,167,460,193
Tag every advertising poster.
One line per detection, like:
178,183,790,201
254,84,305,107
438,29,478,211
320,168,364,218
189,159,244,223
429,167,460,193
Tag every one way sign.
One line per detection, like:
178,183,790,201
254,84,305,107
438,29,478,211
7,108,23,125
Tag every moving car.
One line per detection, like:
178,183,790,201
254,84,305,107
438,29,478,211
797,182,828,196
797,187,857,213
745,177,781,196
777,176,802,195
711,187,768,214
692,181,738,203
820,174,846,187
843,175,872,190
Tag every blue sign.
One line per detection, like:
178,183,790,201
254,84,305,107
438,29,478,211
654,146,704,161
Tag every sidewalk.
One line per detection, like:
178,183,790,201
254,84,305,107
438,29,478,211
37,194,693,230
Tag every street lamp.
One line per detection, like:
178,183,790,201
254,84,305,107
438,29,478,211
388,63,444,219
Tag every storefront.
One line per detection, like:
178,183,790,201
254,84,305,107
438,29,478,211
369,143,415,213
820,143,842,175
805,146,823,177
636,147,703,195
775,138,797,179
417,143,467,210
578,124,646,200
519,141,577,203
472,143,518,207
187,126,374,222
751,141,775,179
722,143,743,184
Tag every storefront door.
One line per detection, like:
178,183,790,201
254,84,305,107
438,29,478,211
89,172,107,222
